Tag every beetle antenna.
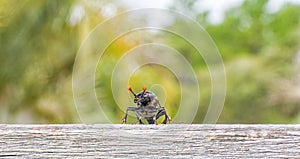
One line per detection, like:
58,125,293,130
128,86,136,97
142,86,147,96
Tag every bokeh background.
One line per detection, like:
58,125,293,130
1,0,300,123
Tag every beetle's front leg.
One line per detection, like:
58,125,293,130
163,113,172,124
122,107,144,124
156,107,172,124
136,117,143,124
122,107,137,124
153,116,158,125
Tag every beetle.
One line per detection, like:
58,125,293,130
122,86,172,124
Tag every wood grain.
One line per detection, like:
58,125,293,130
0,124,299,158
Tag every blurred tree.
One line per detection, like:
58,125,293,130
1,0,80,123
168,0,300,123
0,0,300,124
204,1,300,123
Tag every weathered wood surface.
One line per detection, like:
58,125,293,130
0,124,300,158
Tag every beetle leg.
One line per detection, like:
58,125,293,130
153,116,158,125
164,113,172,124
156,107,172,124
134,110,145,124
122,107,138,124
155,108,165,119
137,116,143,124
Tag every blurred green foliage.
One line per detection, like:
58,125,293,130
0,0,300,123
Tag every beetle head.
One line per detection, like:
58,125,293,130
128,86,148,104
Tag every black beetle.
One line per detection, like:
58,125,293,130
122,86,172,124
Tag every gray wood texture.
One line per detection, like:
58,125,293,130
0,124,299,158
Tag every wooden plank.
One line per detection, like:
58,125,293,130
0,124,299,158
